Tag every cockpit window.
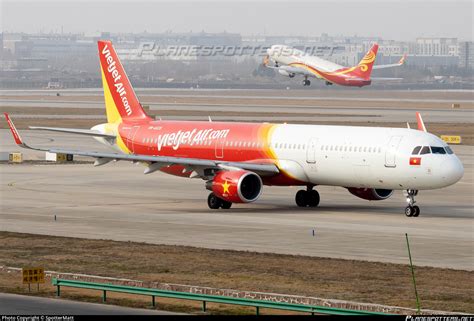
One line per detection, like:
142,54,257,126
420,146,431,155
411,146,422,155
431,146,446,154
445,146,454,154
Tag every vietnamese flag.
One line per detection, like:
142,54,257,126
410,157,421,165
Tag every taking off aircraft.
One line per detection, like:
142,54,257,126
4,41,463,217
264,43,406,87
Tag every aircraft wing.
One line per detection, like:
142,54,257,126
4,113,279,177
266,65,315,77
29,126,116,138
370,77,403,81
372,54,407,70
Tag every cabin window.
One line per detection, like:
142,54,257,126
411,146,422,155
420,146,431,154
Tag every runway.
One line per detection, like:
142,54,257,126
0,144,472,270
0,293,179,315
1,88,473,124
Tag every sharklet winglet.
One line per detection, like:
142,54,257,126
416,112,427,132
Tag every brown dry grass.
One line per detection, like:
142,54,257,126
0,232,472,313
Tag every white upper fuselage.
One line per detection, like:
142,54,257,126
267,45,344,73
268,124,463,190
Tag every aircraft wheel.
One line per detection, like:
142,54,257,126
221,200,232,209
208,193,222,210
295,190,307,207
412,205,420,217
307,190,320,207
405,206,414,217
306,80,311,86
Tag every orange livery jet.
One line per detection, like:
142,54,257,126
264,43,406,87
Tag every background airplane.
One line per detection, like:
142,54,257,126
4,41,463,217
264,43,406,87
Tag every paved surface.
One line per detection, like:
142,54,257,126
2,100,473,123
1,90,473,271
0,293,180,315
1,88,473,123
0,144,472,270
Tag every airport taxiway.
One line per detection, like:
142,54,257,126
0,143,472,270
1,89,473,271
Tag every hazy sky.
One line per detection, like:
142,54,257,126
1,0,472,41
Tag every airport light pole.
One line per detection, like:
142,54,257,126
405,233,421,314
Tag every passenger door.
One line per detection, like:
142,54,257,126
385,136,402,168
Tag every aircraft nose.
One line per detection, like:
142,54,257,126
439,157,464,185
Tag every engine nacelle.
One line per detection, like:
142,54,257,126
278,69,295,78
206,170,263,203
347,187,393,201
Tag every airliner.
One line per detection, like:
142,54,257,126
4,41,463,217
264,43,406,87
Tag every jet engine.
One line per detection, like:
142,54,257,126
206,170,262,203
347,187,393,201
278,69,295,78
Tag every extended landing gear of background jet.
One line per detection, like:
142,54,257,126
295,186,320,207
404,189,420,217
302,77,311,86
207,193,232,210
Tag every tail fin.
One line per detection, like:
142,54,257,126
98,40,150,123
351,43,379,80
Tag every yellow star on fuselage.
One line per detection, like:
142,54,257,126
222,180,230,194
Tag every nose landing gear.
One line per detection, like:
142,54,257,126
404,189,420,217
295,186,320,207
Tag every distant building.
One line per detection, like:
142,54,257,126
416,37,458,56
458,41,474,69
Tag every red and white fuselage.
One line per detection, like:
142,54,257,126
5,40,463,215
94,119,463,191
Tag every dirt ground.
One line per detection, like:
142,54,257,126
0,232,472,313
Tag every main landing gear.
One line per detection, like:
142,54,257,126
207,193,232,210
295,186,320,207
404,189,420,217
302,76,311,86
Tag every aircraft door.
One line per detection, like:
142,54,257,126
306,138,318,165
385,136,403,168
129,126,140,154
215,137,225,159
